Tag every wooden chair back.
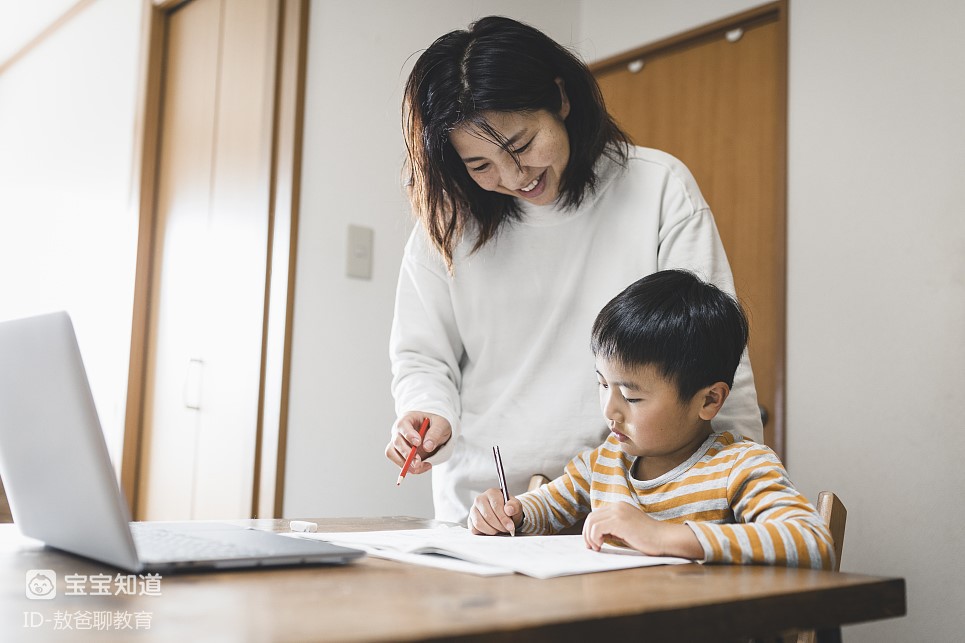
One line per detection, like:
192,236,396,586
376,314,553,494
796,491,847,643
527,474,550,493
815,491,847,572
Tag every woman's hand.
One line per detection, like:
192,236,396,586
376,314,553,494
385,412,452,475
583,503,703,559
469,488,523,536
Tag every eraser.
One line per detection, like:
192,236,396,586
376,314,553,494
289,520,318,533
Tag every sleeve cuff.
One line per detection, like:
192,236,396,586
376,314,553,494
425,432,456,465
684,521,714,563
516,493,542,535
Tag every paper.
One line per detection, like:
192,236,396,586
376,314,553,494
289,526,691,579
329,543,513,576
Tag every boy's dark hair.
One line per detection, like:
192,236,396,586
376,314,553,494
591,270,749,400
403,15,631,270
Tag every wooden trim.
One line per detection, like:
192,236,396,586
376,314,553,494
0,0,97,76
120,1,167,518
272,0,311,517
590,0,790,459
252,0,309,518
152,0,191,10
589,1,784,74
250,0,282,519
771,0,789,462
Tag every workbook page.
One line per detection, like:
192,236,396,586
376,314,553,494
292,526,691,578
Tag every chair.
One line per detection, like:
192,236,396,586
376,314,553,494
815,491,847,572
795,491,847,643
527,473,550,492
0,476,12,523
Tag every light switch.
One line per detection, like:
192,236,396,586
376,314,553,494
346,224,374,279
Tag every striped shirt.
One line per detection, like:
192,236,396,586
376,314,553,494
517,431,835,569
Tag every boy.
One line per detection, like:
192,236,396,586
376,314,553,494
469,270,834,569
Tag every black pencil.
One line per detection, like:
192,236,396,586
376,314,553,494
492,445,514,536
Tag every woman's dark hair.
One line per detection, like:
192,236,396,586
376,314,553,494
403,16,631,270
591,270,750,401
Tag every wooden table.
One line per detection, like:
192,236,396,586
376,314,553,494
2,517,905,641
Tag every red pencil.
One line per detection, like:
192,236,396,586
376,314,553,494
396,417,430,486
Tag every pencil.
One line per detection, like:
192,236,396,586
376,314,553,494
396,417,430,486
492,445,514,536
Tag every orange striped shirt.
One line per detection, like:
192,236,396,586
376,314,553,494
517,431,835,569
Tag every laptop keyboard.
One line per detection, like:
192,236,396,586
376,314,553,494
130,524,262,562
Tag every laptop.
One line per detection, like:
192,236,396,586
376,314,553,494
0,311,364,572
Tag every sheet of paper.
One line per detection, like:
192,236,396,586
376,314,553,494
289,526,691,579
331,542,513,576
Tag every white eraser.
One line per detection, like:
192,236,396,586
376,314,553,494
289,520,318,533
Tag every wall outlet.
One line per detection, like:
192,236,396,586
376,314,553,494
346,224,374,279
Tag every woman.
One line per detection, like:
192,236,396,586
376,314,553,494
386,16,763,524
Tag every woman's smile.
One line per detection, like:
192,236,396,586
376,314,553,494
516,170,547,198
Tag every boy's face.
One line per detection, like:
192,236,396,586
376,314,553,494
595,359,714,469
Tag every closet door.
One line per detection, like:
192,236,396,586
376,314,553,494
594,5,788,453
137,0,278,520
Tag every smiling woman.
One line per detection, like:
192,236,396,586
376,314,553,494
448,107,571,205
400,16,629,269
385,15,764,525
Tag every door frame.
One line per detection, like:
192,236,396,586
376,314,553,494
588,0,789,458
120,0,310,519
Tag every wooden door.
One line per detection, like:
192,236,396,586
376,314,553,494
125,0,307,520
593,3,788,453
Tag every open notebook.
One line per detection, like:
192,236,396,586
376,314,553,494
289,525,692,578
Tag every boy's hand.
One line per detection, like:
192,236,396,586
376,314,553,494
469,488,523,536
385,412,451,475
583,503,703,559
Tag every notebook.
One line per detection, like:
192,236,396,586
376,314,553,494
0,311,363,572
291,526,692,579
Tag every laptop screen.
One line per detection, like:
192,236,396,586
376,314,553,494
0,312,141,570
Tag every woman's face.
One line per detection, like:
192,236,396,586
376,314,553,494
449,102,571,206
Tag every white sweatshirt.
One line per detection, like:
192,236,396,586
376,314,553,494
390,146,763,523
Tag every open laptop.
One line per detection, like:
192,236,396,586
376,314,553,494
0,311,363,572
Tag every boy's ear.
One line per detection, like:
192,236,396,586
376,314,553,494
697,382,731,421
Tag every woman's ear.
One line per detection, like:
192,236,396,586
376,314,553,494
697,382,731,421
555,77,571,120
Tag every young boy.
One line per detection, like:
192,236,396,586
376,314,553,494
469,270,835,569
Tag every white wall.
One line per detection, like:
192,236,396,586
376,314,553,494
785,2,964,640
0,0,144,469
284,0,579,518
580,1,965,641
